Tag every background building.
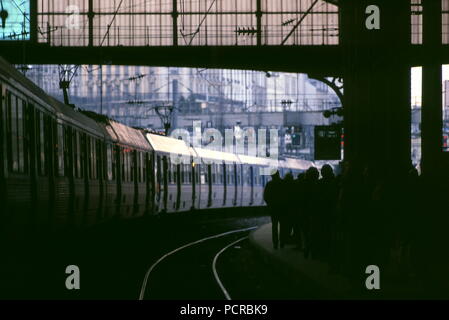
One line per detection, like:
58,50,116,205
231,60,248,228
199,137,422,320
22,64,341,160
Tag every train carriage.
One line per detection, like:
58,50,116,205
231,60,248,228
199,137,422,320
237,155,275,207
1,55,319,234
104,121,152,219
0,62,56,233
51,101,110,229
145,133,194,214
193,148,240,209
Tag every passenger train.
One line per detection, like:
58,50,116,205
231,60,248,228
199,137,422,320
0,56,315,231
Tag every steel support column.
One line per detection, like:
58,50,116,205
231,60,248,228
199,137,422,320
421,0,443,177
341,0,411,176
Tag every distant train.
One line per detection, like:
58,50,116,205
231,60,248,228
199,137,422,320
0,56,315,231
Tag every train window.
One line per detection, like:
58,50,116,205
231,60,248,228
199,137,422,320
142,153,147,183
17,98,25,173
167,160,171,183
187,164,191,183
57,124,64,176
218,163,223,184
7,93,18,172
156,156,161,185
201,167,206,185
136,152,141,183
180,164,184,184
126,150,131,182
141,152,144,183
254,167,259,185
216,164,220,184
126,149,130,182
73,130,79,178
131,151,134,182
212,164,216,184
124,149,128,182
88,137,92,179
88,137,95,179
64,126,70,177
106,144,113,180
124,150,128,182
200,164,206,184
77,132,83,179
111,146,116,180
96,140,102,180
36,111,46,176
80,133,86,179
173,163,178,184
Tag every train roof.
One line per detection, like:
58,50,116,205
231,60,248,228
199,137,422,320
0,56,54,110
145,133,194,157
193,147,240,164
237,154,273,166
281,158,315,171
107,121,151,151
51,98,107,137
0,56,109,137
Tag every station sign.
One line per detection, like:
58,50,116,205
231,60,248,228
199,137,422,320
314,125,342,160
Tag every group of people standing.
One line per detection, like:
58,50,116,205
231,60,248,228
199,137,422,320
263,164,338,263
263,162,445,281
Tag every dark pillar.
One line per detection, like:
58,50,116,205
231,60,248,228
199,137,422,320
88,0,94,47
341,0,411,176
30,0,37,42
256,0,262,46
421,0,443,177
172,0,178,46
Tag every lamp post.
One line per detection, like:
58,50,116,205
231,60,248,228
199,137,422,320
155,104,174,135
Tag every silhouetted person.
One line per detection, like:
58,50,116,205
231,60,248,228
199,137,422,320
302,167,320,259
316,164,338,262
281,172,296,248
337,162,364,275
264,171,283,249
293,173,306,250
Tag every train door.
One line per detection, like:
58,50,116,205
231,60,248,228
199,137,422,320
233,163,238,206
144,152,152,215
162,155,168,212
176,163,181,211
222,163,227,206
132,150,139,216
64,126,75,225
191,161,196,209
249,165,254,205
115,144,122,216
154,154,161,212
148,151,155,214
207,164,212,207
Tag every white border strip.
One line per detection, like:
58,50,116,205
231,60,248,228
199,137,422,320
139,226,257,300
212,236,248,300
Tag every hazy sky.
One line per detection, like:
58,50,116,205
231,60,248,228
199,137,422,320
411,65,449,107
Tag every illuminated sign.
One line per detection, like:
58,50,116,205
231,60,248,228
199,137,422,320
314,125,342,160
0,0,30,40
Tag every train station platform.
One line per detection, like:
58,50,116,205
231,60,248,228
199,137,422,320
248,223,441,299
